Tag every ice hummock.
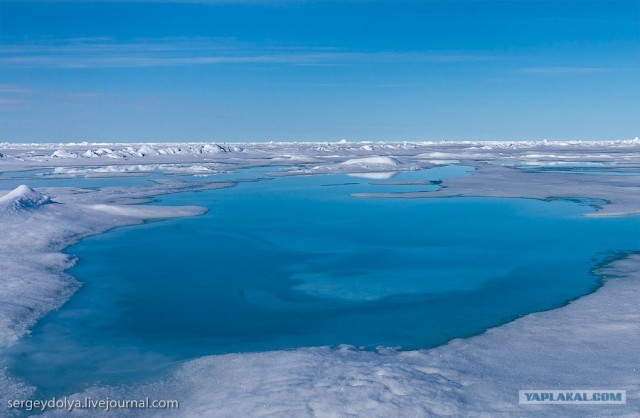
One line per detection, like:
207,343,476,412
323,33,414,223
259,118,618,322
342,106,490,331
0,185,52,214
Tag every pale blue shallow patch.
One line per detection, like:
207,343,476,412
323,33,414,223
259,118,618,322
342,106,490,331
0,169,157,189
3,166,639,398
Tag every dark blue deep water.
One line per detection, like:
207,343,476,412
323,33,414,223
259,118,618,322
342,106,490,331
5,166,640,397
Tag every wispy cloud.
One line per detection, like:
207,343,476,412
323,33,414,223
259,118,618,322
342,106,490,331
0,84,33,94
0,98,24,105
0,85,33,110
0,37,496,69
516,66,617,75
0,97,29,110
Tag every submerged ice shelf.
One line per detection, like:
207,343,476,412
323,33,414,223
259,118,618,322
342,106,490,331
1,140,640,417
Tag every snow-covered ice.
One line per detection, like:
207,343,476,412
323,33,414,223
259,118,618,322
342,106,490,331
0,185,51,212
1,140,639,417
347,172,397,180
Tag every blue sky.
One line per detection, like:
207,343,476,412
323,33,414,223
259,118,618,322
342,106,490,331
0,0,638,142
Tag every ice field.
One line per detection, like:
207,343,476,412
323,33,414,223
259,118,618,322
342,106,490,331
1,140,639,417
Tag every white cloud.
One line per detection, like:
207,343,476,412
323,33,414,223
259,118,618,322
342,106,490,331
0,37,495,69
517,66,616,75
0,85,33,94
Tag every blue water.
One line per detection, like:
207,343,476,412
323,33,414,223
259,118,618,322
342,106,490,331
4,166,640,398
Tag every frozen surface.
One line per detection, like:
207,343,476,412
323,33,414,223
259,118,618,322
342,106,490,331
0,140,639,416
2,139,639,171
3,139,639,217
353,164,640,217
0,185,51,212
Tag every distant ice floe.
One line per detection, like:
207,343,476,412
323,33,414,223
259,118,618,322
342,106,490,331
298,156,420,177
52,164,218,176
352,163,640,217
339,156,400,167
51,149,79,159
64,144,238,160
0,139,637,169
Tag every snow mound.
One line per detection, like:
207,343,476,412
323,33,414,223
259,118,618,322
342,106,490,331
51,149,78,158
0,185,51,213
340,156,400,167
87,204,206,218
347,172,397,180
